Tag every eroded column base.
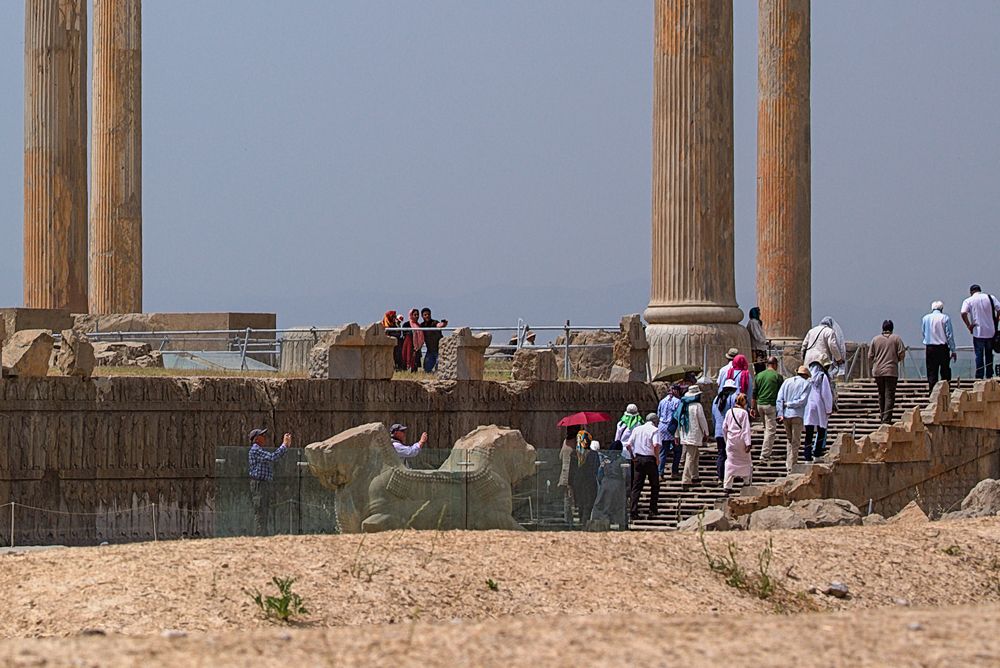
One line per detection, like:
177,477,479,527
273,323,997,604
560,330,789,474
646,323,751,379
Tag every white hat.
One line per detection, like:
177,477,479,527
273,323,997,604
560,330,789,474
931,300,944,311
625,403,639,416
722,378,738,390
684,385,702,398
589,441,601,451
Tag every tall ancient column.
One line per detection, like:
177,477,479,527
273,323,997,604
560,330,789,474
90,0,143,314
24,0,89,312
756,0,810,341
644,0,749,374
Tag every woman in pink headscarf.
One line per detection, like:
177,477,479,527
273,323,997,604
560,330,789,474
726,354,754,398
401,308,425,372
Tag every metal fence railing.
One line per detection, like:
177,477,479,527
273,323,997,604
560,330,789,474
82,321,622,378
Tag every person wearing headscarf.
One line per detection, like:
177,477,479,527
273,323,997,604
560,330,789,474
726,354,754,397
590,440,629,530
722,393,753,493
801,316,845,369
401,308,425,372
615,404,643,489
746,307,767,373
676,386,709,488
803,356,835,460
382,310,404,370
713,379,739,483
568,425,599,528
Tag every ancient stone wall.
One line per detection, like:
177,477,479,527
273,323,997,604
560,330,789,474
0,376,658,545
728,380,1000,520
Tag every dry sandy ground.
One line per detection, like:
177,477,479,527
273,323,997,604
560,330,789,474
0,519,998,665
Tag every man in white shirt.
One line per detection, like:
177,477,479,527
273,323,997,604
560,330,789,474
776,366,812,472
922,300,957,392
625,413,662,520
390,423,428,465
960,284,1000,379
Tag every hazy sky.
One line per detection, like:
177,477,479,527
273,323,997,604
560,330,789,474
1,1,997,342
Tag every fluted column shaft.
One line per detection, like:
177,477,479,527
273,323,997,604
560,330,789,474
756,0,810,341
90,0,142,314
24,0,89,312
644,1,748,372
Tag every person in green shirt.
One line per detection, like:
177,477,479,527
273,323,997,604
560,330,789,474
752,356,784,461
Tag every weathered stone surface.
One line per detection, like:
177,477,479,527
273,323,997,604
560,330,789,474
886,500,929,525
677,509,731,532
308,323,401,380
54,329,95,378
748,505,806,531
611,314,649,382
92,340,163,368
824,582,850,599
788,499,863,528
2,329,55,377
941,479,1000,520
511,348,558,382
553,329,616,380
305,423,535,533
360,323,396,380
862,513,887,526
1,308,73,343
437,328,492,381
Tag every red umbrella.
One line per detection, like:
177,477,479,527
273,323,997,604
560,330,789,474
556,411,612,427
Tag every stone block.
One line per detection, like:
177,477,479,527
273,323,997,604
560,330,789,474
554,329,616,380
511,348,559,382
437,328,492,381
92,340,163,368
611,314,649,382
676,509,730,531
2,329,55,377
54,329,95,378
360,323,395,380
0,308,72,343
308,323,395,380
748,505,806,531
886,500,929,525
787,498,862,528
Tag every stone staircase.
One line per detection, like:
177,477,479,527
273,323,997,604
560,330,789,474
629,377,971,531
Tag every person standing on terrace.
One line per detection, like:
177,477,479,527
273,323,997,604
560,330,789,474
248,428,291,536
922,301,957,392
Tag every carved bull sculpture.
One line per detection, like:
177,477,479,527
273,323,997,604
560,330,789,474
305,423,536,533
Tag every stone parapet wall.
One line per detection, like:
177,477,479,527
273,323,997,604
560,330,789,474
0,376,660,544
728,380,1000,519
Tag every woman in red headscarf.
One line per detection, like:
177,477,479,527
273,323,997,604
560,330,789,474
726,354,754,397
383,310,404,370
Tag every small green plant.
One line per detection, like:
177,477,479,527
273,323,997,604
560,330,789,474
697,512,776,601
486,578,500,591
246,577,309,622
943,544,962,556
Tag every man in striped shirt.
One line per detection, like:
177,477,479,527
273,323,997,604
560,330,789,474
248,428,291,536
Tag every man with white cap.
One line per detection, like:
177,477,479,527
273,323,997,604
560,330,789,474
776,366,811,472
676,385,709,488
624,412,662,520
922,301,957,392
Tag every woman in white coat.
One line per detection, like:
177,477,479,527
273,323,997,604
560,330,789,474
722,393,753,493
803,356,834,461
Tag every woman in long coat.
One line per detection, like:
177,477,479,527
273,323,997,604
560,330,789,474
722,393,753,493
804,358,834,460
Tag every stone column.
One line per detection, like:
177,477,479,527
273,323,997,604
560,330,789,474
756,0,810,341
24,0,89,312
644,0,749,375
90,0,143,314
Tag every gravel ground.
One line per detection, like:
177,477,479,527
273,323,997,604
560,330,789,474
0,518,997,664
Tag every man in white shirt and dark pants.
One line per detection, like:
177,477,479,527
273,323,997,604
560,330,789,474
625,413,662,521
961,284,1000,379
922,301,957,392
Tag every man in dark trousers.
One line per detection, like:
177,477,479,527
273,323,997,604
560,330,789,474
248,428,291,536
625,413,662,521
419,308,448,373
868,320,906,424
